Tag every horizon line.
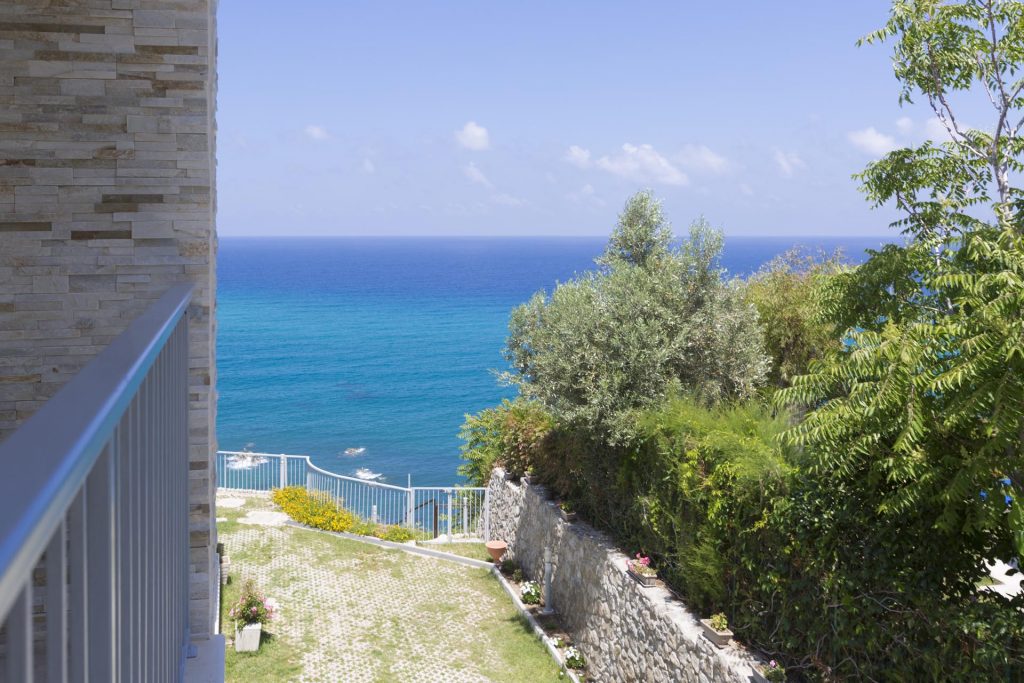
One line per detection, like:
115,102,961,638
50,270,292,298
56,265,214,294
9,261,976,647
218,232,897,239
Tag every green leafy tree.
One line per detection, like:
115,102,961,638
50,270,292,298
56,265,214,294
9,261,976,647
778,0,1024,561
504,190,768,442
742,249,848,389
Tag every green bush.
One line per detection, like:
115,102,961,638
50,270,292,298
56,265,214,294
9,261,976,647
376,524,415,543
508,397,1024,679
458,398,553,485
741,248,847,389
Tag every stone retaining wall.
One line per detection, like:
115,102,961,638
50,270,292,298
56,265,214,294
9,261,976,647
487,468,762,683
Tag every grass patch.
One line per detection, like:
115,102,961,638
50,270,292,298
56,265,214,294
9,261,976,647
418,541,493,562
221,573,304,683
217,498,563,682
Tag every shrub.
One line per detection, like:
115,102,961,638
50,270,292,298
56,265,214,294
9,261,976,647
741,248,847,389
521,395,1024,679
458,399,553,485
763,660,785,683
272,487,416,543
272,486,356,533
230,579,274,627
376,524,414,543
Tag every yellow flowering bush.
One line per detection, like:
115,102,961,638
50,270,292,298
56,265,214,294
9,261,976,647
271,486,356,532
271,486,416,543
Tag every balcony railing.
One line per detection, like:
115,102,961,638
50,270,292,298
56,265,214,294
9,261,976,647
0,285,194,683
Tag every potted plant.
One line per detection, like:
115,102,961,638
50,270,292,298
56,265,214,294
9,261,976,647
557,500,577,522
752,659,786,682
521,580,542,605
625,553,657,586
563,645,585,671
230,579,275,652
699,612,733,648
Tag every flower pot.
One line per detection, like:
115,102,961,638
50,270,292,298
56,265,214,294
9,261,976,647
235,622,262,652
626,568,656,587
485,540,508,563
699,619,733,648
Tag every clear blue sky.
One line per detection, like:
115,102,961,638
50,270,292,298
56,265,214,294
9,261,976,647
216,2,957,237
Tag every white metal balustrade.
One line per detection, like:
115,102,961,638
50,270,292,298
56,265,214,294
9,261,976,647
216,451,490,541
0,285,194,683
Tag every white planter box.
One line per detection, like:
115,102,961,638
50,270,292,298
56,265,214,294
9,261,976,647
699,619,733,648
235,622,262,652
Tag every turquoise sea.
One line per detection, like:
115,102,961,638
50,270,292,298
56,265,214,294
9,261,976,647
217,236,889,486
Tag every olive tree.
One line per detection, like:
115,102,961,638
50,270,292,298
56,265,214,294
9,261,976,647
504,191,768,442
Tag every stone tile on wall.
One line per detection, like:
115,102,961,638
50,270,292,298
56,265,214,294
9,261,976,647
487,469,765,683
0,0,218,639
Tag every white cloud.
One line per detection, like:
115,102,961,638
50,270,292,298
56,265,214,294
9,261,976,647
924,117,953,141
896,116,914,135
455,121,490,150
567,183,606,207
564,145,592,168
463,162,493,188
362,158,375,174
304,124,330,141
676,144,729,174
774,149,805,177
492,193,525,207
848,127,898,156
594,143,689,186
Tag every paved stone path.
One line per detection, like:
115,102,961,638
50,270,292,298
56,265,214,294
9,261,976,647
218,495,561,683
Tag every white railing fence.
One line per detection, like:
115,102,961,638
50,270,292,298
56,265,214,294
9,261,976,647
0,285,193,683
216,451,490,541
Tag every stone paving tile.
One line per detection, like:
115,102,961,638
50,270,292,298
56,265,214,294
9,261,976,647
218,495,551,682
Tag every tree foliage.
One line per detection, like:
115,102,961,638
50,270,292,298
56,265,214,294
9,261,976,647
777,0,1024,558
742,249,848,389
504,190,768,442
457,399,553,485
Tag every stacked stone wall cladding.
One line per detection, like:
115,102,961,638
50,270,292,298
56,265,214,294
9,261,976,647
0,0,218,637
487,468,764,683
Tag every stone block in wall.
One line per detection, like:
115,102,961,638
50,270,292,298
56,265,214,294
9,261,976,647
0,0,218,639
487,468,765,683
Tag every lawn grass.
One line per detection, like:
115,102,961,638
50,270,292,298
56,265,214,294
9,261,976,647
221,572,305,682
218,496,563,682
417,540,494,562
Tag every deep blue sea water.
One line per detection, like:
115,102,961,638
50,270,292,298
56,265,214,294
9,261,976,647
217,235,890,486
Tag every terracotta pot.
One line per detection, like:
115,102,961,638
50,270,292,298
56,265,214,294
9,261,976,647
485,540,508,563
